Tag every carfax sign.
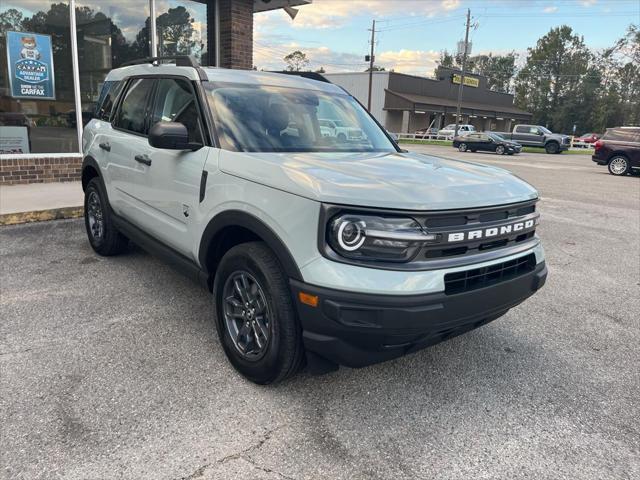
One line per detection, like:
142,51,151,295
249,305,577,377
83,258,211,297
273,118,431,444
6,31,56,100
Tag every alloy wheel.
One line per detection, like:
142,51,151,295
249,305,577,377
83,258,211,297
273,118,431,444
222,271,271,360
87,190,104,241
459,143,467,152
496,145,505,155
609,157,628,175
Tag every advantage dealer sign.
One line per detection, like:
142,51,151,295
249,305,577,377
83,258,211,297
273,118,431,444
6,31,56,100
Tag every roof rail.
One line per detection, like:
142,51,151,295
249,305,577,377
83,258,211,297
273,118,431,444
121,55,199,68
271,71,332,84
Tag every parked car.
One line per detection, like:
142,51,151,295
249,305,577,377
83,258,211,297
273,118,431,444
453,132,522,155
592,126,640,176
495,124,570,154
415,127,439,138
81,57,546,384
575,132,600,144
318,118,364,142
438,124,476,138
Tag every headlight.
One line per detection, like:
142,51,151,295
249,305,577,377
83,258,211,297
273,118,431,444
327,214,436,262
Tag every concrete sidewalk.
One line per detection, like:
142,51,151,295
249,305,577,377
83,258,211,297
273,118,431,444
0,182,83,225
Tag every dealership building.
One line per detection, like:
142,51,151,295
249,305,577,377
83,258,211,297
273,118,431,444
0,0,309,184
326,68,532,134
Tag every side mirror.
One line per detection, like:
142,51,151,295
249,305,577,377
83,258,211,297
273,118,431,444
149,122,202,151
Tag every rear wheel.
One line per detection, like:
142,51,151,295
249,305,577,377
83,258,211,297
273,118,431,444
495,145,506,155
545,142,559,154
608,156,630,176
84,178,128,256
213,242,304,384
458,143,468,152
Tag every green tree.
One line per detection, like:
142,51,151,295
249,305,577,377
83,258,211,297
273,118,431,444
515,26,591,132
283,50,309,72
364,65,386,72
437,50,517,92
0,8,23,33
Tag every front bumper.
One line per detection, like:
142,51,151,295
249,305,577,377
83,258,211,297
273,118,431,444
291,261,547,368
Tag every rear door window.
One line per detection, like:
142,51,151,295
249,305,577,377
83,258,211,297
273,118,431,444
603,128,640,143
113,78,155,135
95,80,124,121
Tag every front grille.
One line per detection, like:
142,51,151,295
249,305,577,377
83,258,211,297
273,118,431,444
419,200,538,260
444,253,536,295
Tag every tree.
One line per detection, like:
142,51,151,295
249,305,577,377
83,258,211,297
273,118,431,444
468,53,517,92
437,50,517,92
315,66,326,73
364,65,385,72
0,8,23,34
515,26,591,132
283,50,309,72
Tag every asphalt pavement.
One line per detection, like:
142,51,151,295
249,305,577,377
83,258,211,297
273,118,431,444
1,147,639,479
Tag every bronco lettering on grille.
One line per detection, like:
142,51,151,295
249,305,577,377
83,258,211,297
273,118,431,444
447,219,535,243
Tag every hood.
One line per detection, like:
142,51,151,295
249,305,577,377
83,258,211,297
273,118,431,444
219,150,538,210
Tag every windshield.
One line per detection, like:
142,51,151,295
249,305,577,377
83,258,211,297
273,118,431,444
488,132,505,141
204,82,396,153
539,126,552,134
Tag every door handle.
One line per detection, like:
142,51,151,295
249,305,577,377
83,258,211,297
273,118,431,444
134,154,152,166
99,142,111,152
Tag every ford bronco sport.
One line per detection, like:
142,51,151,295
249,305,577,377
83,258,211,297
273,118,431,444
82,57,547,384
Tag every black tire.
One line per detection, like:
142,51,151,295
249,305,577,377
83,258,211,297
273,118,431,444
608,155,630,176
337,133,347,143
495,145,506,155
84,177,128,256
545,142,559,154
458,143,468,152
213,242,304,384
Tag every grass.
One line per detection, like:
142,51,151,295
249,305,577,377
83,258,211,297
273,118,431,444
398,139,592,155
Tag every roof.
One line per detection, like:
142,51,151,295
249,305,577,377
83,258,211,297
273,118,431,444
253,0,312,12
385,90,531,117
105,64,343,94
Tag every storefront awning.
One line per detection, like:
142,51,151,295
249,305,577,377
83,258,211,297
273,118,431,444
384,90,532,119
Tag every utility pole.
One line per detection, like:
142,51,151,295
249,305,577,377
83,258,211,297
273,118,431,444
367,19,376,112
454,9,471,137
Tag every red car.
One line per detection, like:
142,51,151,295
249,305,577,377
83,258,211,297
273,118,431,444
575,132,600,144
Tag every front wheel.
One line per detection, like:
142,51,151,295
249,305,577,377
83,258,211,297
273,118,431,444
545,142,559,154
608,156,630,176
213,242,304,384
458,143,468,152
495,145,506,155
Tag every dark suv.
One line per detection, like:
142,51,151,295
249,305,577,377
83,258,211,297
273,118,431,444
592,127,640,176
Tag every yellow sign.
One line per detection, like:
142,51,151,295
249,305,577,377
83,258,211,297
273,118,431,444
452,74,479,88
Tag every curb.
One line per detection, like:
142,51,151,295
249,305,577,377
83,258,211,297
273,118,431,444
0,206,84,226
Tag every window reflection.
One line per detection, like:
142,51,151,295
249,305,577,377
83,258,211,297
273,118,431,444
0,1,78,153
156,0,207,65
76,1,151,121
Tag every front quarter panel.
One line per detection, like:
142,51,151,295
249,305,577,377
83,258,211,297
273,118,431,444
194,157,322,275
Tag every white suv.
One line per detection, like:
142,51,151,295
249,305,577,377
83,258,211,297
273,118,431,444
438,123,476,138
82,57,546,384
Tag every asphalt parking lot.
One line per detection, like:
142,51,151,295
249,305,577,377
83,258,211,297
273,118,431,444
1,147,639,480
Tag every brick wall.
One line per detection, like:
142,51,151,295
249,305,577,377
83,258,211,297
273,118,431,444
0,156,82,185
218,0,253,70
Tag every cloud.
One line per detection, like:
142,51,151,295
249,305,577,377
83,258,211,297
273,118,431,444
253,39,440,77
543,6,558,13
580,0,597,6
261,0,464,30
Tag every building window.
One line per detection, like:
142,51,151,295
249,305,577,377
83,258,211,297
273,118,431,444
76,1,151,124
0,1,78,154
156,0,208,65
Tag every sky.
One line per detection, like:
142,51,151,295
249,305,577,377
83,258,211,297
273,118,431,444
254,0,640,76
